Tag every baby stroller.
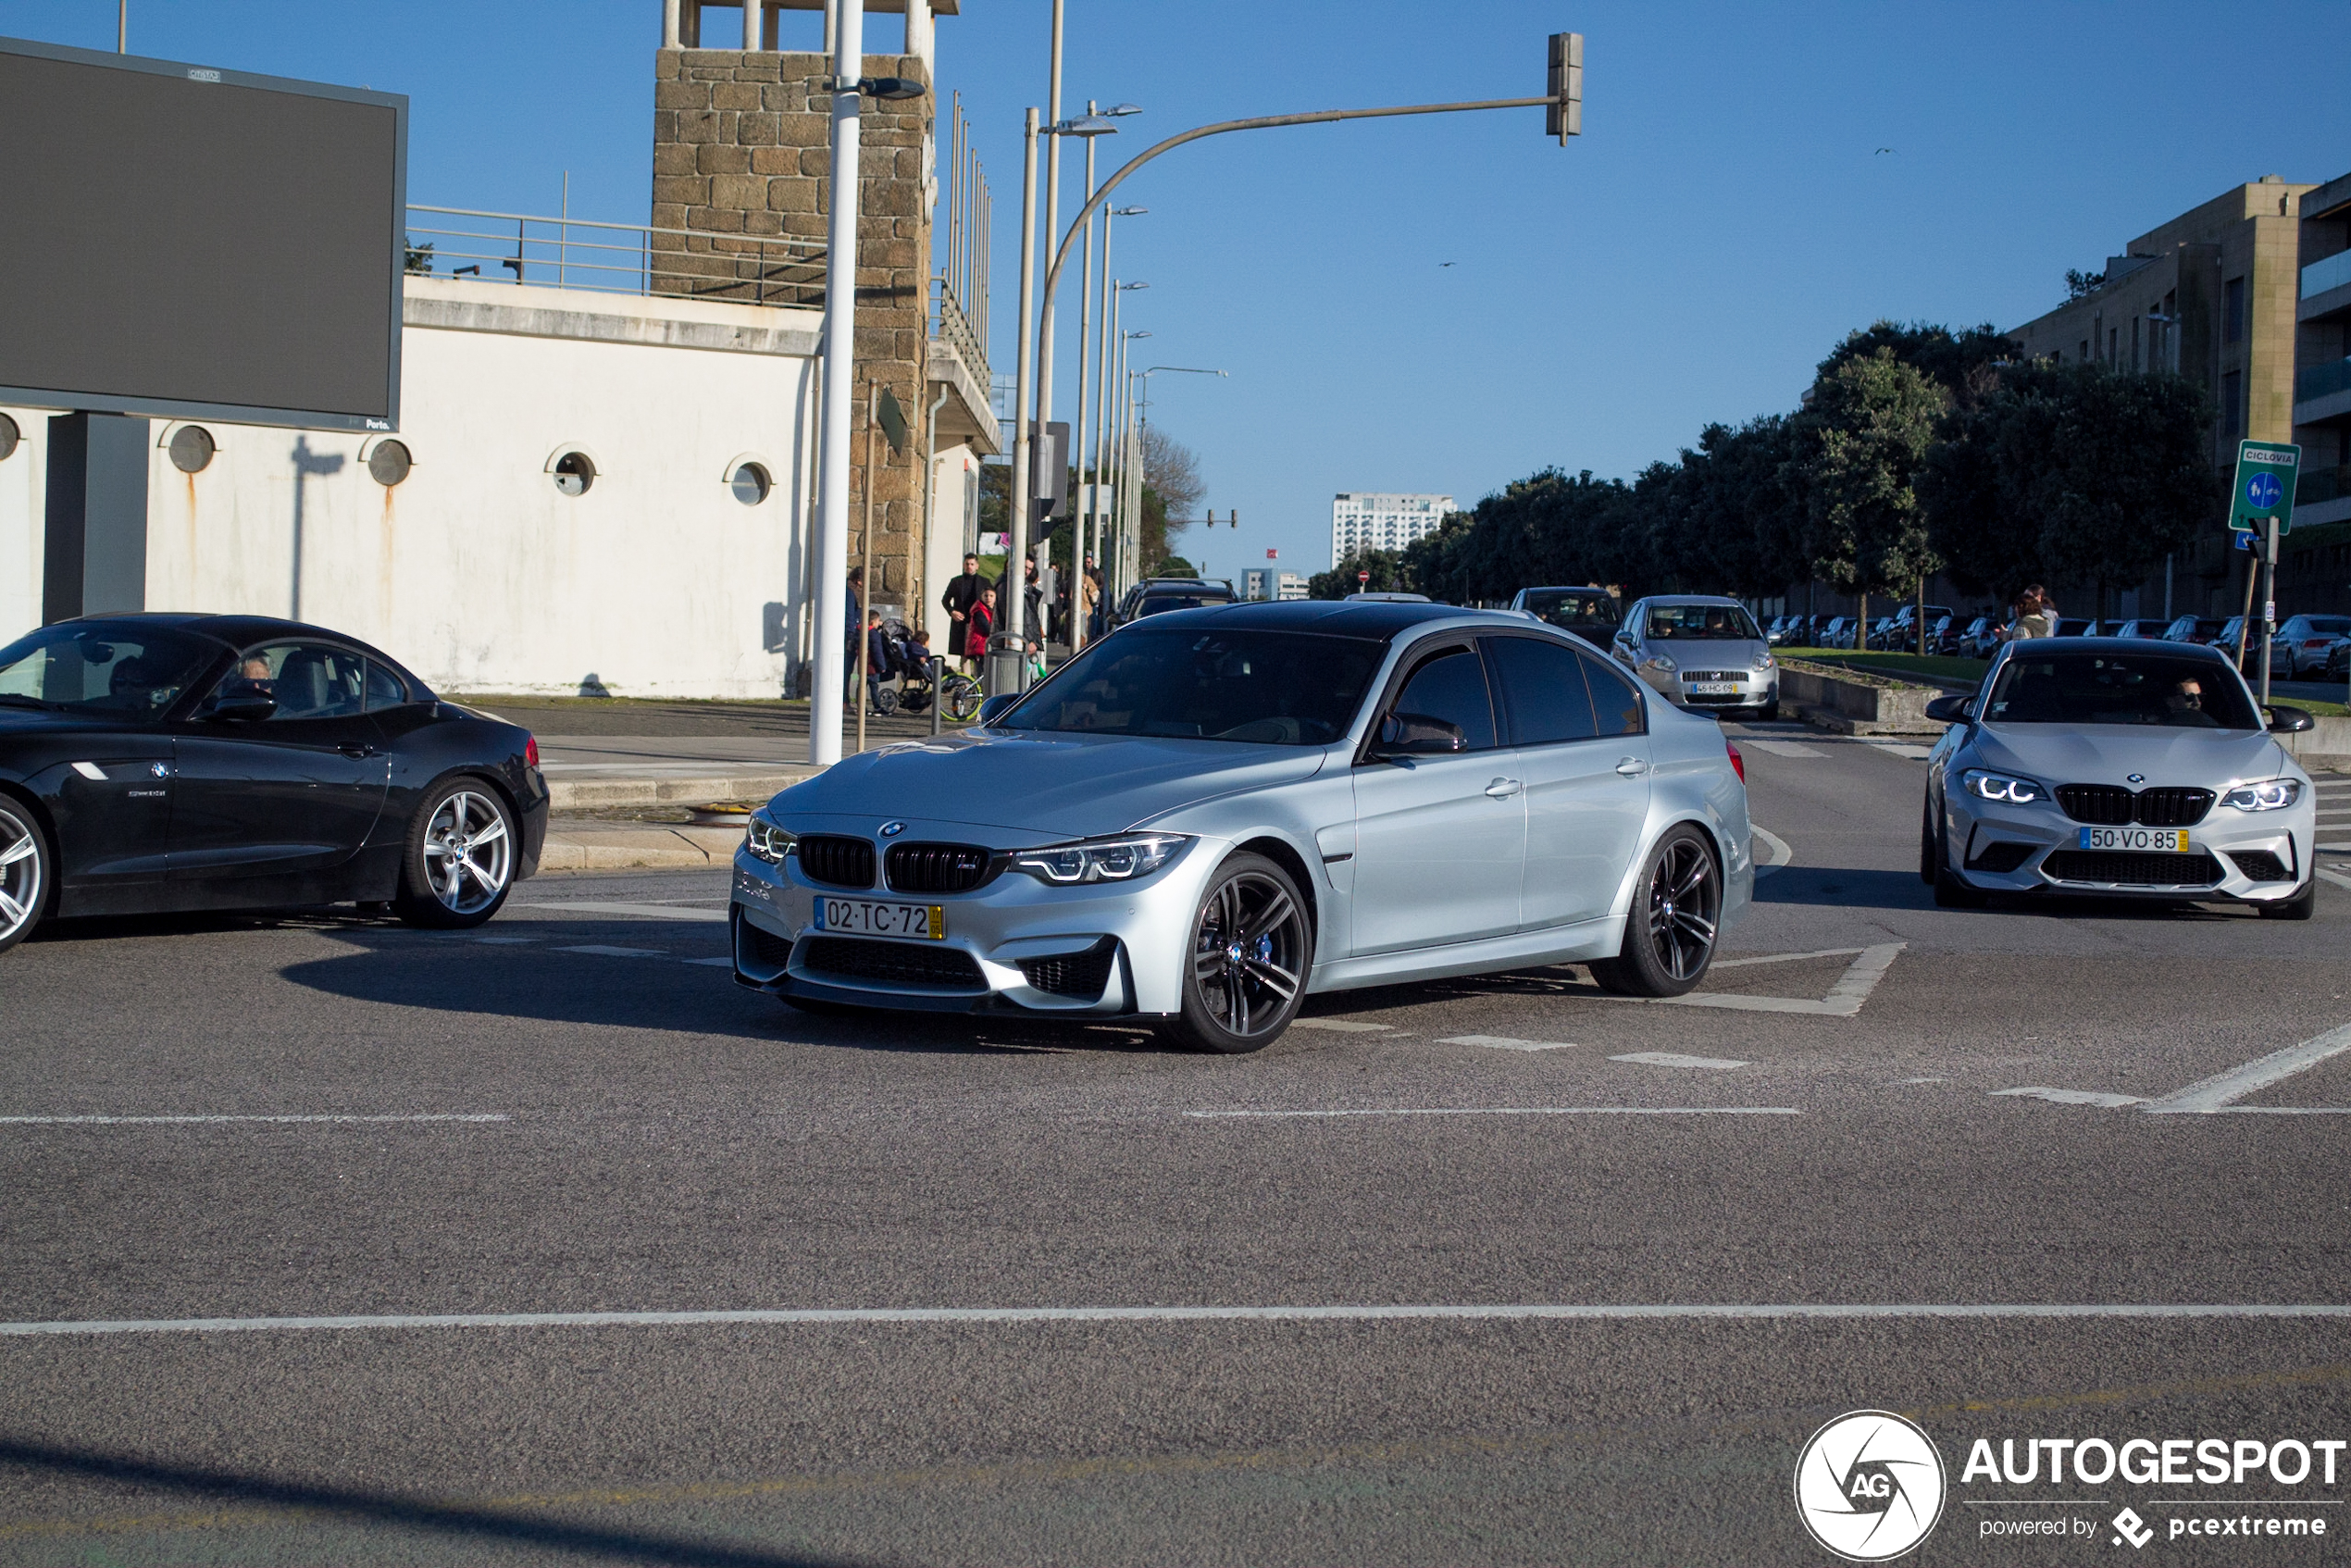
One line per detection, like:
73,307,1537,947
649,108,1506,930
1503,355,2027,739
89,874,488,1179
878,620,982,722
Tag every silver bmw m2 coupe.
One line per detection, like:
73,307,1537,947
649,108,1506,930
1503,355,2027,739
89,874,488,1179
731,600,1754,1052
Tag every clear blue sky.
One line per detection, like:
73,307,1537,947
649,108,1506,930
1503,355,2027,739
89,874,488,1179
7,1,2348,575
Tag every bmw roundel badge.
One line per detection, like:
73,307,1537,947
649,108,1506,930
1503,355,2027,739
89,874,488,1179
2126,773,2146,784
878,821,906,838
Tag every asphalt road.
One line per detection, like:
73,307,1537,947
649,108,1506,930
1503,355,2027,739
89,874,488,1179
5,727,2350,1566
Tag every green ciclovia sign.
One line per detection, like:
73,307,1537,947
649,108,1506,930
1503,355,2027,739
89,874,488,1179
2230,440,2301,534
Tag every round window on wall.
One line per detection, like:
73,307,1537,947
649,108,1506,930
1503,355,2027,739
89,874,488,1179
730,461,771,505
0,413,18,462
552,451,595,497
367,440,413,487
168,425,216,474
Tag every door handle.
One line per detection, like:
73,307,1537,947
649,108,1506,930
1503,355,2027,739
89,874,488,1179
1616,757,1649,777
1485,778,1523,798
339,743,379,759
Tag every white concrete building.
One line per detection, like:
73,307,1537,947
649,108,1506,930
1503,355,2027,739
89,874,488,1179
1329,492,1456,567
1241,568,1309,602
0,274,993,699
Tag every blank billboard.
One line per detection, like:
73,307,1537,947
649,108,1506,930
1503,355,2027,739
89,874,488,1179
0,36,405,431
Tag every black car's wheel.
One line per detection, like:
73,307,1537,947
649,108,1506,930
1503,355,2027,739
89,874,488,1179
1590,826,1720,998
1158,852,1310,1054
394,778,516,929
1919,796,1938,885
2259,878,2317,921
0,798,51,955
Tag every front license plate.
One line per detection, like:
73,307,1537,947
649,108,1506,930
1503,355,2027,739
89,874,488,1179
816,898,944,939
1686,681,1740,695
2076,827,2192,852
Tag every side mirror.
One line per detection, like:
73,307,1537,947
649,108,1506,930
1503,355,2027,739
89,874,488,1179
976,693,1019,727
205,692,277,723
2266,704,2315,734
1923,694,1974,725
1373,711,1467,757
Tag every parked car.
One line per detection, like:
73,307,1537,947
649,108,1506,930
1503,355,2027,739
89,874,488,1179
1958,616,2003,659
1764,615,1799,646
2329,640,2351,679
1507,585,1623,647
1113,577,1238,626
1611,596,1778,719
2052,618,2097,638
0,614,549,954
1819,616,1858,650
730,599,1754,1052
1882,605,1957,652
2108,619,2170,640
1921,637,2316,915
2162,616,2227,647
2270,615,2351,678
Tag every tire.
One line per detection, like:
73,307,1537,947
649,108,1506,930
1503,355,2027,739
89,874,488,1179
393,778,518,929
1754,701,1778,722
0,797,52,955
1589,826,1721,998
1156,852,1311,1053
943,677,982,724
2259,878,2317,920
1919,797,1939,886
872,684,900,717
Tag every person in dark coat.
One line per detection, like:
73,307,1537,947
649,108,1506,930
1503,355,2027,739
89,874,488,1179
940,554,987,673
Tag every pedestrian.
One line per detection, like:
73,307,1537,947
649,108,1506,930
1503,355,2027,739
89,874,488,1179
1076,555,1101,646
863,610,896,716
1023,558,1044,646
965,586,996,665
940,554,986,670
2002,586,2056,641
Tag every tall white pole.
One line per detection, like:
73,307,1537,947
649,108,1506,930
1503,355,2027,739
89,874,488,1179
810,0,864,765
1071,107,1096,640
1007,108,1039,645
1092,215,1114,580
1034,0,1065,597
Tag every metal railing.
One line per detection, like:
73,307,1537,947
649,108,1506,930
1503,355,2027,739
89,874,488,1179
2295,355,2351,405
404,205,826,307
2303,247,2351,301
929,276,988,385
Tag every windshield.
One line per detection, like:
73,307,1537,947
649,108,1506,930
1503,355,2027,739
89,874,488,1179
1645,604,1761,641
0,622,219,720
1521,590,1620,635
2300,617,2351,635
1136,593,1229,618
1985,651,2258,729
999,628,1384,745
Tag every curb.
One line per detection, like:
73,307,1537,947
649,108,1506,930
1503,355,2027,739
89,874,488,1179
545,771,819,812
539,825,749,872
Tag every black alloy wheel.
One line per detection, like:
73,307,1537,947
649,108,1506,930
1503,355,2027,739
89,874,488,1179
1591,826,1721,998
0,798,50,954
1161,852,1310,1053
394,778,518,929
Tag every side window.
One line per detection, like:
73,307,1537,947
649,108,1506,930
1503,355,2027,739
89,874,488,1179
216,642,367,721
364,661,410,711
1483,635,1598,746
1386,644,1498,752
1578,649,1647,737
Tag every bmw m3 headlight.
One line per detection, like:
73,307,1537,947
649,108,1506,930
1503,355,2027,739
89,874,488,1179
1961,769,2046,804
746,812,796,864
1013,832,1188,885
2222,779,2303,812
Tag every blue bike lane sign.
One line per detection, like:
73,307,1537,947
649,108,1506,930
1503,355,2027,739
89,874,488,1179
2230,440,2301,533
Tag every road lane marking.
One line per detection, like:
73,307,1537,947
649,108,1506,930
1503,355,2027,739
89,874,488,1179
472,936,537,944
1710,946,1868,969
1577,943,1905,1017
1744,740,1824,758
682,956,736,966
1992,1089,2148,1109
16,1301,2351,1338
1289,1019,1394,1033
1891,1076,1947,1084
1184,1106,1794,1119
553,945,667,958
2142,1022,2351,1114
1867,741,1934,761
1611,1052,1748,1070
1750,824,1793,878
510,902,730,923
2320,868,2351,892
0,1114,508,1126
1437,1035,1575,1052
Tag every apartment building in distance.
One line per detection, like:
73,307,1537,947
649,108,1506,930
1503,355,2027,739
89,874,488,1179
1242,567,1309,601
1329,492,1456,568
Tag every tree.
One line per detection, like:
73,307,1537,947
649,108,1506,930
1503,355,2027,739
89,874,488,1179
1308,548,1412,599
2064,268,2106,301
1794,349,1949,634
1138,426,1204,577
1817,320,2013,409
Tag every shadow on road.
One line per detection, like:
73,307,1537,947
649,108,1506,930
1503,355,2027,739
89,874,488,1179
0,1437,866,1567
1753,866,1933,911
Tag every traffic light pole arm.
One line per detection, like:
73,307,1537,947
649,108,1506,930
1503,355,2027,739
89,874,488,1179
1038,93,1558,388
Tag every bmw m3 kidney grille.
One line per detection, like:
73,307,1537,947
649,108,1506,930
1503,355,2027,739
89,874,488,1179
2041,851,2222,887
2055,785,2214,828
795,835,876,888
801,936,984,989
886,842,995,894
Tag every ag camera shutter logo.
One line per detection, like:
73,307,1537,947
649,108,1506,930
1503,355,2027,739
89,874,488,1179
1794,1410,1947,1561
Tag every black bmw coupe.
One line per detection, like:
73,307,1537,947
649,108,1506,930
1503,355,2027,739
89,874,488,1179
0,614,548,953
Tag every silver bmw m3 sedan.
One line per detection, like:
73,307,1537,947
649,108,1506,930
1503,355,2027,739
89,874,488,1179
730,600,1754,1052
1922,637,2319,915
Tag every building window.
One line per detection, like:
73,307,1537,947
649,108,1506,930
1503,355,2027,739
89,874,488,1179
2221,369,2244,442
2224,277,2245,343
552,451,596,496
0,413,16,463
2132,317,2142,371
367,440,413,487
730,462,771,505
167,425,216,474
2080,339,2090,361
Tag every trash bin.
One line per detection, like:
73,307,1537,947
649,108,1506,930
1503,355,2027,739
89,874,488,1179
984,631,1029,701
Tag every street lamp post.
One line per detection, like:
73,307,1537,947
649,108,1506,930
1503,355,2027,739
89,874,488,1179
809,0,866,766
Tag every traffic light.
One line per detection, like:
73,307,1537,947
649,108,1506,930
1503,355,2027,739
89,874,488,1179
1547,32,1582,143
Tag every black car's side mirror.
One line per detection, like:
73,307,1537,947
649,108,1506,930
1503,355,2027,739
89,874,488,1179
976,693,1019,727
1373,711,1467,758
2266,704,2315,734
205,692,277,723
1923,694,1975,725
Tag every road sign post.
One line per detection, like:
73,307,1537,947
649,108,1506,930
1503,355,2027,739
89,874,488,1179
2230,442,2300,703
